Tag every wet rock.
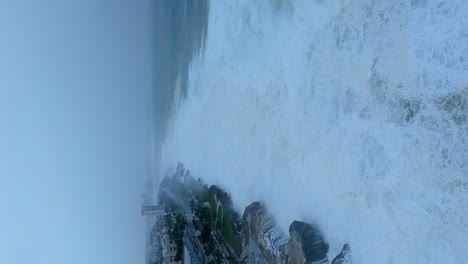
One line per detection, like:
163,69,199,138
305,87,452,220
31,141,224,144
243,202,288,264
288,221,329,264
331,244,351,264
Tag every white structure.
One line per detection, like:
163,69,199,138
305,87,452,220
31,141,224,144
141,205,165,216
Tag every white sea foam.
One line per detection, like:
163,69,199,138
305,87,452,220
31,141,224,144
161,1,468,262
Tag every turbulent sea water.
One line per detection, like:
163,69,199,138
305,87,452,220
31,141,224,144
159,1,468,263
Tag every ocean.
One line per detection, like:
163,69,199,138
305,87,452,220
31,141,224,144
151,0,209,186
158,1,467,263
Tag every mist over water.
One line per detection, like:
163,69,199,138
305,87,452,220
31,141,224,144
151,0,208,191
160,1,467,263
152,0,208,144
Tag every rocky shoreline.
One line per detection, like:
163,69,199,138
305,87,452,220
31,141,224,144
159,163,351,263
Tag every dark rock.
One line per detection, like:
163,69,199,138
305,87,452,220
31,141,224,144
288,221,329,264
331,244,351,264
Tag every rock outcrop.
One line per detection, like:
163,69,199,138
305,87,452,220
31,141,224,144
243,202,288,264
160,163,352,264
331,244,351,264
288,221,329,264
242,203,349,264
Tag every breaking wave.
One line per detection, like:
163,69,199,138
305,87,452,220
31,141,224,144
161,1,468,263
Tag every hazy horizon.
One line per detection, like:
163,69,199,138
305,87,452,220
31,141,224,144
0,1,154,263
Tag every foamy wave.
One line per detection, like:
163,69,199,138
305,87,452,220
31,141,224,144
161,1,468,263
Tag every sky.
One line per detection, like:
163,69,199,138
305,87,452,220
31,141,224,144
0,1,154,263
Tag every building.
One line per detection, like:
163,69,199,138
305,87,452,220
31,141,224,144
160,226,182,264
162,240,181,264
142,205,166,216
147,219,163,264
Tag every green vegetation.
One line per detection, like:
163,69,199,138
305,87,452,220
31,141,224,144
244,220,250,246
194,187,235,248
194,189,218,219
208,192,217,219
195,190,209,203
221,210,234,246
199,207,213,223
216,207,223,228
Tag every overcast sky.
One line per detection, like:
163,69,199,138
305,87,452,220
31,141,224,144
0,1,154,263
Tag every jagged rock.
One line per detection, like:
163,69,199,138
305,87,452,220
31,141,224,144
160,162,350,264
243,202,288,264
331,244,351,264
288,221,329,264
